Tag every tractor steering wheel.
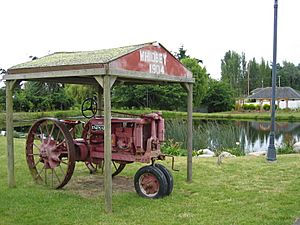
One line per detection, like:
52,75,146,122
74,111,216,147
81,97,98,118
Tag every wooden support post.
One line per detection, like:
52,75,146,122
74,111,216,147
6,80,17,188
180,83,193,182
94,72,116,213
97,86,103,116
103,75,112,213
187,83,193,183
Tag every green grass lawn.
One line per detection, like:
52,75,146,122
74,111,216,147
1,136,300,225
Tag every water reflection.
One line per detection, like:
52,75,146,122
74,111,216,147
165,119,300,153
245,121,300,152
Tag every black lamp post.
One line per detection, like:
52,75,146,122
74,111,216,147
267,0,278,161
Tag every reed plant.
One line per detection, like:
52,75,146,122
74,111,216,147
165,119,245,156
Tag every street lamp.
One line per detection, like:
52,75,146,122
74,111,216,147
267,0,278,161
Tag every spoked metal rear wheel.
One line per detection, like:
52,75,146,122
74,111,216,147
26,118,76,189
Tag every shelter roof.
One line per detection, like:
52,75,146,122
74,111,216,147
9,43,148,71
5,42,194,85
248,87,300,100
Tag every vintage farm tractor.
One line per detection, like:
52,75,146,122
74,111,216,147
25,98,173,198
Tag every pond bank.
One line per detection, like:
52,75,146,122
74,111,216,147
113,109,300,121
0,110,80,128
192,110,300,121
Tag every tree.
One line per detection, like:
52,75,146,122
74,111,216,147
202,79,235,113
221,50,274,96
175,45,189,60
65,84,97,105
277,61,300,90
221,50,243,96
174,45,202,63
0,86,5,111
13,81,73,112
181,58,209,108
248,58,260,91
112,84,187,110
240,53,248,96
259,58,272,88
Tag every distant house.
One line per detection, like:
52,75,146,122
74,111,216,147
250,88,263,95
247,87,300,109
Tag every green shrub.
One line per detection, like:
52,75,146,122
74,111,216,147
242,104,249,110
161,139,186,156
263,104,270,111
248,104,256,110
242,104,256,111
225,147,245,156
277,137,296,154
277,144,295,154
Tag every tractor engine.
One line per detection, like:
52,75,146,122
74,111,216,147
112,124,134,151
75,112,165,164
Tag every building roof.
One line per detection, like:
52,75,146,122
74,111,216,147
9,43,149,71
4,42,194,85
248,87,300,100
250,88,262,94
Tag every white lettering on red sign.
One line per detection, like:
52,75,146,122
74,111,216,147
139,50,167,74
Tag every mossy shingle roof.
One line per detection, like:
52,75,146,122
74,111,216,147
9,42,152,70
248,87,300,99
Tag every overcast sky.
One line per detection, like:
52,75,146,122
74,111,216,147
1,0,299,84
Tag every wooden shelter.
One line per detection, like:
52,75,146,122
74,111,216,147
4,41,194,212
248,87,300,110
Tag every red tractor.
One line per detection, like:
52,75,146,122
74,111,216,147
25,98,173,198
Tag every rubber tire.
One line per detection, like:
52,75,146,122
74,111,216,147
154,163,174,196
134,165,168,199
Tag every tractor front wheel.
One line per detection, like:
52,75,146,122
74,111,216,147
154,163,174,196
134,165,168,198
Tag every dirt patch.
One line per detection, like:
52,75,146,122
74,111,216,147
67,174,135,198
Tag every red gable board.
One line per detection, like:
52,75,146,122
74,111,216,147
109,44,192,78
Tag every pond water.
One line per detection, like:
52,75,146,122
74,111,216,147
165,119,300,153
240,121,300,152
